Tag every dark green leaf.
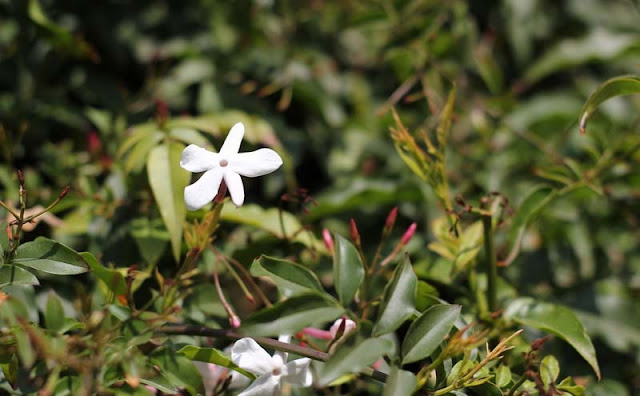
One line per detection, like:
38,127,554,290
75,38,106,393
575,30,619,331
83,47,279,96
504,297,600,379
250,255,323,296
14,237,89,275
383,367,417,396
373,256,417,336
579,75,640,133
241,293,344,337
316,336,394,386
0,265,39,287
333,233,364,306
401,304,461,364
147,141,191,262
177,346,256,379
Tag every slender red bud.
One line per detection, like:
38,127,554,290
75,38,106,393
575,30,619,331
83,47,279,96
385,207,398,230
17,170,24,187
59,186,71,199
401,223,417,246
349,218,360,245
322,228,334,252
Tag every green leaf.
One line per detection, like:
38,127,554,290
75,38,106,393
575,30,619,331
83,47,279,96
504,297,600,379
177,345,256,380
333,233,364,306
250,255,323,296
373,256,417,336
147,141,190,262
509,185,554,245
383,367,418,396
169,128,211,147
220,204,322,250
495,365,512,388
316,336,395,386
401,304,461,365
579,75,640,133
241,293,344,337
150,351,204,395
0,266,39,287
557,377,585,396
130,218,169,266
540,355,559,387
14,237,89,275
45,293,65,332
80,252,127,295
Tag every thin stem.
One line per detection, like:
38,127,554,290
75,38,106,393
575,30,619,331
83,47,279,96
482,214,497,315
156,325,389,382
507,374,528,396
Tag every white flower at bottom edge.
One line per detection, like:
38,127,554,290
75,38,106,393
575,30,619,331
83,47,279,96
231,336,312,396
180,122,283,210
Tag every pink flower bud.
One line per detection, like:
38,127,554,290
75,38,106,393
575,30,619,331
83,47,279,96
329,318,357,339
349,219,360,245
385,207,398,230
322,228,334,252
230,315,241,328
401,222,417,246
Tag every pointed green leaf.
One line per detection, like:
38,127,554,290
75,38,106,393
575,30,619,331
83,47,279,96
504,297,600,379
80,252,127,295
579,75,640,133
316,336,394,386
14,237,89,275
177,346,256,380
373,256,417,336
333,233,364,306
0,266,39,287
241,293,344,337
147,141,190,262
250,255,323,296
401,304,461,364
383,367,417,396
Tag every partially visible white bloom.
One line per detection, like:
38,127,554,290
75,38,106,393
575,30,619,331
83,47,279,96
193,360,249,396
180,122,283,210
231,335,312,396
329,318,357,340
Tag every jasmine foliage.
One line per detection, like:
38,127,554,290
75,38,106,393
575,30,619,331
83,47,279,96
1,1,639,395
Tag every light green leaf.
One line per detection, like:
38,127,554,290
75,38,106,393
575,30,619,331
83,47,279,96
540,355,559,387
579,75,640,133
147,141,190,262
250,255,323,296
504,297,600,379
80,252,127,296
125,131,164,173
130,218,169,266
177,346,256,379
169,128,211,147
316,336,395,386
241,293,344,337
373,256,417,336
45,293,65,332
495,365,512,388
333,233,364,306
14,237,89,275
383,367,418,396
0,266,39,288
401,304,461,364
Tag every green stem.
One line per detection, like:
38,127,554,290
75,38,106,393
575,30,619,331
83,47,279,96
482,214,497,315
507,374,528,396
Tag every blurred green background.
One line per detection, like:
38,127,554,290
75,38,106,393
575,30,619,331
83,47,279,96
1,0,639,394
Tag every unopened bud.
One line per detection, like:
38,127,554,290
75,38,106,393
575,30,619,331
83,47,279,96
322,229,334,252
17,169,24,186
349,219,360,245
230,315,241,328
59,186,71,199
401,223,417,246
385,207,398,231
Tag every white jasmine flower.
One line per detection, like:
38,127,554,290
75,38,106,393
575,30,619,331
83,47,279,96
231,336,312,396
180,122,283,210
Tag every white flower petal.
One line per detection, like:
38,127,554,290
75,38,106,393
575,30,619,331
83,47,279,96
184,169,223,211
231,338,274,376
283,358,312,387
237,373,281,396
272,335,291,364
224,171,245,207
180,144,219,172
231,149,283,177
329,318,357,339
220,122,245,156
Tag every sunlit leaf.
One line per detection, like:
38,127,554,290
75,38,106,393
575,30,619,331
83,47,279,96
177,346,256,379
0,266,39,288
504,297,600,379
147,141,190,262
14,237,89,275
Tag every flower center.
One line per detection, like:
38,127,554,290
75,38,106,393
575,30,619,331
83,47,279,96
219,159,229,167
272,365,282,376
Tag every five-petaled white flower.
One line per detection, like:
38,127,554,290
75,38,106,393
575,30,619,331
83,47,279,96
231,336,312,396
180,122,283,210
